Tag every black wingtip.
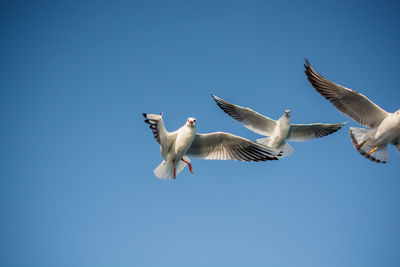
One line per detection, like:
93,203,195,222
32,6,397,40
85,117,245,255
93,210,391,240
303,59,316,81
142,113,148,118
212,94,223,106
304,57,310,66
304,58,312,72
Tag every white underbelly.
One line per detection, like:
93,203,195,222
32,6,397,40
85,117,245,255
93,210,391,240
373,119,400,146
172,134,195,160
374,128,400,146
269,133,288,148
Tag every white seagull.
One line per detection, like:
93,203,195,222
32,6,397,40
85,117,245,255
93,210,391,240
304,59,400,163
143,113,280,180
212,95,345,158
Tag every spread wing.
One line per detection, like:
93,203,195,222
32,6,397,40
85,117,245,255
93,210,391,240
304,59,388,128
142,113,177,148
212,94,277,136
186,132,280,161
288,123,345,141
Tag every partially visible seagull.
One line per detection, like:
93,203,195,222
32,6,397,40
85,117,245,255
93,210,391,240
143,113,280,180
304,59,400,163
212,95,345,158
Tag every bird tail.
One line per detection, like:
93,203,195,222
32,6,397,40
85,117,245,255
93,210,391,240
176,156,190,174
278,142,295,158
153,161,174,180
153,156,190,180
257,138,294,158
349,127,388,163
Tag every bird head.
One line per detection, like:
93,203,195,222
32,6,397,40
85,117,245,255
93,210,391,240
186,117,197,127
284,110,291,117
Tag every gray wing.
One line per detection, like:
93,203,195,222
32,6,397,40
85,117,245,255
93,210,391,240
288,123,346,141
143,113,176,147
391,136,400,153
186,132,280,161
212,94,277,136
304,59,388,128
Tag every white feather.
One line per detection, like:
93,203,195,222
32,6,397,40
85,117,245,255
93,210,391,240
153,156,191,180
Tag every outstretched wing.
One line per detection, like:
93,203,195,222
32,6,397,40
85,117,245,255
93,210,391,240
186,132,280,161
304,59,388,128
212,94,277,136
288,123,345,141
142,113,176,148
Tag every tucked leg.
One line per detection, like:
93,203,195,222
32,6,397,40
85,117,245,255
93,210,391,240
368,146,378,155
181,158,193,174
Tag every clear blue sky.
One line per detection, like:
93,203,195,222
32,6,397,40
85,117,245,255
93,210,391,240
1,1,400,266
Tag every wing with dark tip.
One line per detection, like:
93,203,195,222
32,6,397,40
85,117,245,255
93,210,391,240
186,132,280,161
288,122,345,141
304,59,388,128
142,113,176,147
212,94,277,136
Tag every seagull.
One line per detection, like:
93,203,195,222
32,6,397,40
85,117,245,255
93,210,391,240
143,113,280,180
212,95,345,158
304,59,400,163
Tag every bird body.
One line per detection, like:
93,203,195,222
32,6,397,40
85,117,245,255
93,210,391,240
270,111,291,147
170,119,197,161
160,119,196,178
257,111,293,157
304,59,400,163
373,112,400,146
212,95,344,158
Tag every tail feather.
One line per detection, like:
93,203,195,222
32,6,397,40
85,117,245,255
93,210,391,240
153,157,190,180
153,161,174,180
349,127,388,164
257,137,294,158
278,142,295,158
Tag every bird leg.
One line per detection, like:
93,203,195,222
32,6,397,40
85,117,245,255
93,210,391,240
368,146,378,155
172,160,176,178
181,158,193,174
357,139,368,149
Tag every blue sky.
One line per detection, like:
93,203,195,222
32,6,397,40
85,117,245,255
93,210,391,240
1,0,400,266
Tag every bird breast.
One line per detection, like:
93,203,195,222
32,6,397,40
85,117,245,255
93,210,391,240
278,117,291,137
269,120,290,147
174,126,196,158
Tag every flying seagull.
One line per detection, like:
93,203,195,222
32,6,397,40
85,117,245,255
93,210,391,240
212,95,345,158
304,59,400,163
143,113,280,180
